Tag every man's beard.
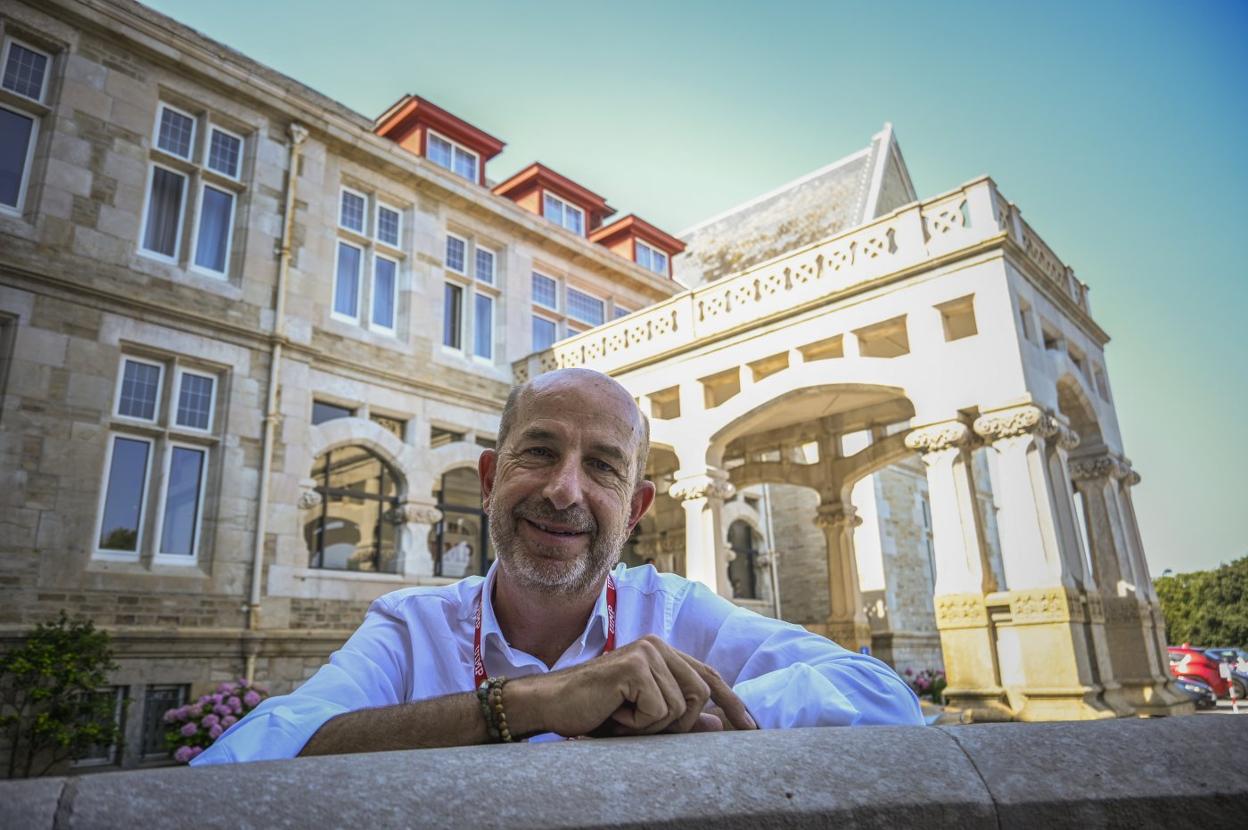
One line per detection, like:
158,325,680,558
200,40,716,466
487,495,624,597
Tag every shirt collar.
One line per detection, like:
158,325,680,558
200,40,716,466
477,560,615,660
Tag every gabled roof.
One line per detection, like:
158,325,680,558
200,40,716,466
492,163,616,222
673,124,917,287
373,94,505,160
589,214,686,254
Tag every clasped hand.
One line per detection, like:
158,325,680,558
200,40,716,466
507,635,757,738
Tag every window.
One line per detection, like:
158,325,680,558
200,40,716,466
532,315,557,351
75,686,127,768
339,187,366,233
430,467,493,578
2,38,50,102
303,446,401,572
332,241,363,322
140,103,248,276
376,203,401,248
635,240,668,276
613,303,632,320
727,521,759,600
370,412,406,440
567,287,605,326
442,234,499,361
372,254,398,332
141,685,187,759
426,130,478,182
543,192,585,235
311,400,355,424
531,272,557,309
96,355,220,563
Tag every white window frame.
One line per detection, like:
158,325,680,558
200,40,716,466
474,244,496,286
0,102,39,216
375,200,402,250
204,123,244,181
543,192,585,236
188,180,236,278
1,37,52,104
445,232,468,275
565,283,606,327
426,129,479,182
370,251,400,336
472,289,495,363
441,277,467,353
338,185,368,235
635,239,668,276
172,366,217,433
113,356,165,425
137,162,189,263
331,239,365,324
152,102,197,161
93,433,155,561
531,270,558,311
152,440,210,565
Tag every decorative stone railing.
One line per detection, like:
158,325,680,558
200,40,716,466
515,176,1091,381
4,717,1244,828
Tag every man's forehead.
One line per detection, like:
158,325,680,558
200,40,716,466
521,373,642,432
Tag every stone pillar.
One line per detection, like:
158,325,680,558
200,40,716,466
635,531,676,574
814,501,871,652
972,405,1118,721
389,500,442,580
670,469,735,597
906,420,1011,721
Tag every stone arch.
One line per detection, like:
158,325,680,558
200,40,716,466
427,441,491,579
1055,374,1103,451
308,417,420,497
430,441,485,482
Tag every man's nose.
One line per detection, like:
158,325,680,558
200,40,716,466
542,454,584,511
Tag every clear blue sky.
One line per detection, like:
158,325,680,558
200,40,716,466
143,0,1247,577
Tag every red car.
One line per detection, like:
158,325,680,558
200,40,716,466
1168,645,1230,697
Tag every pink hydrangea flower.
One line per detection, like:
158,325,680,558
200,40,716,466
208,724,224,740
162,708,179,724
187,746,203,760
217,682,234,694
202,714,220,729
228,696,242,713
173,746,193,764
180,722,198,737
243,690,261,708
213,703,231,718
221,715,237,727
211,693,224,705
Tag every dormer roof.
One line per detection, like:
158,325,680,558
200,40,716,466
492,163,616,231
373,94,505,185
590,214,686,255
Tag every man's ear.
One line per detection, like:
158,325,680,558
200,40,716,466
627,479,657,531
478,449,498,509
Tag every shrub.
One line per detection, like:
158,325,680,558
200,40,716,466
903,667,947,704
0,613,121,777
163,678,269,763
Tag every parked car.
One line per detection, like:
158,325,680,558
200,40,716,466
1168,645,1230,698
1172,676,1218,710
1204,648,1248,698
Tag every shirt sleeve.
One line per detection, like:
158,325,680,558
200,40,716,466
669,579,924,729
192,596,413,765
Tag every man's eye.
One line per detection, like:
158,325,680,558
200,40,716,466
525,446,553,459
588,458,616,474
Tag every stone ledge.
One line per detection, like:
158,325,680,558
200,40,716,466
2,718,1245,828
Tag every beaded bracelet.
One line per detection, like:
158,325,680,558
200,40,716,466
476,676,512,743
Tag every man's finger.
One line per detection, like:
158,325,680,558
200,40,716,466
683,656,757,730
690,712,725,732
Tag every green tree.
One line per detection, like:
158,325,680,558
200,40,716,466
1154,556,1248,647
0,613,121,778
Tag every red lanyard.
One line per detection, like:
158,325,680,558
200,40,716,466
474,574,617,688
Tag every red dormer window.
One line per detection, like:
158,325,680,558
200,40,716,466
589,215,686,279
493,163,614,237
373,95,504,186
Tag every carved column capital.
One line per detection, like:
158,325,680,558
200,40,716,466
814,502,862,531
669,470,735,502
1069,455,1119,482
386,502,443,525
972,404,1057,442
905,420,973,454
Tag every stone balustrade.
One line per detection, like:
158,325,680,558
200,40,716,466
514,177,1091,382
4,717,1245,828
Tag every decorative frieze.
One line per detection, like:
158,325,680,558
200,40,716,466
934,593,990,630
1008,587,1085,625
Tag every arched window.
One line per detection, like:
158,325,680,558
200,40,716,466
303,445,401,572
727,520,759,599
428,467,493,578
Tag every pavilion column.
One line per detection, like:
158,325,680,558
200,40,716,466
1070,457,1192,714
390,499,442,580
670,469,735,598
814,500,871,652
906,420,1011,721
972,404,1118,721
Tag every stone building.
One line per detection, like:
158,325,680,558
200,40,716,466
0,0,1185,774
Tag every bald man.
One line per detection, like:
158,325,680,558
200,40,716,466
196,369,921,764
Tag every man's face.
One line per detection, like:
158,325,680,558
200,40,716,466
481,376,654,596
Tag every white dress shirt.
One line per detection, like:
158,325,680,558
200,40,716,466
194,563,922,764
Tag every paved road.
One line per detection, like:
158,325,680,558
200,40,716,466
1198,699,1247,715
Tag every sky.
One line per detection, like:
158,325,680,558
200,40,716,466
143,0,1247,578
